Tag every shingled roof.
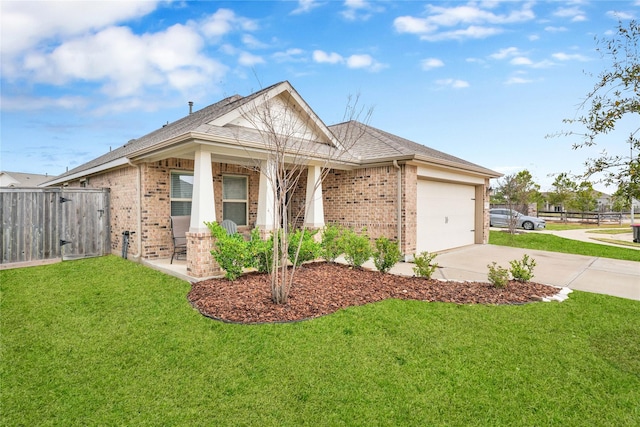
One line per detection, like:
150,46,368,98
43,82,499,186
331,121,500,176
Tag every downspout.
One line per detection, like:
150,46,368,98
393,160,403,259
127,160,142,259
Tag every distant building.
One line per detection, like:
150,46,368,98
0,171,52,188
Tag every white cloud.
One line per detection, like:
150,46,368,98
201,8,258,39
273,48,306,62
238,52,265,67
421,58,444,70
510,56,533,66
0,5,268,111
553,7,587,22
313,50,385,71
347,54,386,71
291,0,323,15
341,0,384,21
490,47,522,60
424,25,503,41
544,26,568,33
20,23,226,98
552,52,590,62
606,10,636,20
394,2,534,41
510,56,555,68
242,34,268,49
436,79,470,89
394,16,438,34
0,95,89,111
505,76,533,85
313,50,344,64
0,1,160,57
346,54,373,68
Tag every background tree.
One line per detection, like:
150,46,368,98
612,187,632,212
493,170,541,233
547,173,577,211
550,20,639,203
568,181,598,212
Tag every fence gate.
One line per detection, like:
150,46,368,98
59,189,110,260
0,188,110,266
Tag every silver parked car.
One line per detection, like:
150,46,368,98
489,208,546,230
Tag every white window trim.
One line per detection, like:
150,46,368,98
222,174,248,226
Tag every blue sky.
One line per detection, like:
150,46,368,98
1,0,638,192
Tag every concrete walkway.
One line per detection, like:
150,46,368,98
538,227,639,249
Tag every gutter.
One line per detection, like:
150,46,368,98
41,157,131,187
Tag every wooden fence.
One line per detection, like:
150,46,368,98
537,210,623,225
0,188,110,267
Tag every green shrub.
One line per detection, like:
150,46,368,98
206,221,249,280
373,237,401,273
509,254,536,282
341,228,371,268
288,228,320,267
248,228,275,274
487,262,510,288
320,223,344,262
413,251,439,278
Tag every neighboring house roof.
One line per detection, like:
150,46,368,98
43,81,499,186
0,171,52,187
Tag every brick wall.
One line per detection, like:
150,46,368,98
142,159,192,259
71,158,261,260
323,165,411,252
66,166,139,257
402,164,418,257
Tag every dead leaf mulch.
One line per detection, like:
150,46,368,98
187,262,560,324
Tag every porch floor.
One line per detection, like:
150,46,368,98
142,257,224,283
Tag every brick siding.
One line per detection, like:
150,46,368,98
323,165,415,255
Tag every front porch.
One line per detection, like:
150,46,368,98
142,257,223,283
155,149,328,278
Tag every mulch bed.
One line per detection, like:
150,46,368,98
188,262,560,324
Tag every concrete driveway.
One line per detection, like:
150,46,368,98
440,245,637,301
384,244,639,301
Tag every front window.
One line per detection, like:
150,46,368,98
223,175,248,226
170,171,193,216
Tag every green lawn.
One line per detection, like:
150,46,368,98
490,231,640,262
2,256,639,426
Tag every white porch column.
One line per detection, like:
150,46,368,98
256,159,276,232
304,165,325,228
190,148,215,232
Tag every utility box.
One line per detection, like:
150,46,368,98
632,224,640,243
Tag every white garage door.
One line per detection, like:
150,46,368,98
416,180,476,253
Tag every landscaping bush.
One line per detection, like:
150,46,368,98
509,254,536,282
320,223,345,262
207,221,249,280
248,228,275,274
487,262,510,288
373,237,401,273
413,251,439,278
341,227,371,268
288,228,320,267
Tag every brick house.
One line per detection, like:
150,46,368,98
43,81,500,278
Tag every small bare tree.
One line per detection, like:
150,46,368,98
235,85,372,303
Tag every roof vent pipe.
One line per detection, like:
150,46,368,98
188,101,193,114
